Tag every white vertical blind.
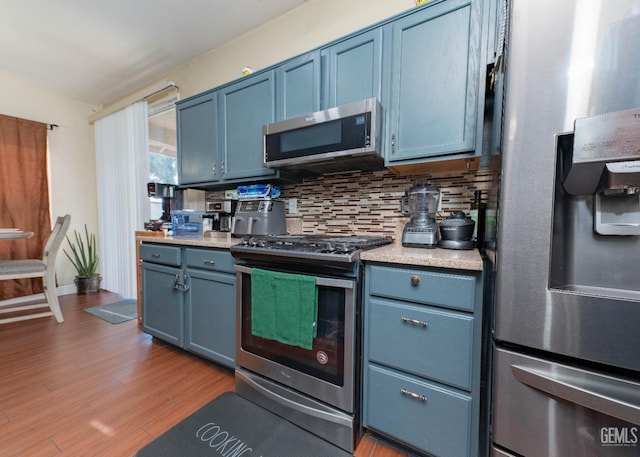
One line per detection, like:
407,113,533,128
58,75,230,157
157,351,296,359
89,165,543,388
94,102,149,298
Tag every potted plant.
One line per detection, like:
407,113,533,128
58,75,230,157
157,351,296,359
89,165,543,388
64,225,101,294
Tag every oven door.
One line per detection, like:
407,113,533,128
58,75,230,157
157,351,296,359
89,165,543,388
234,264,356,413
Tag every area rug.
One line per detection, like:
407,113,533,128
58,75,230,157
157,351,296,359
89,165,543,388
135,391,352,457
84,299,137,324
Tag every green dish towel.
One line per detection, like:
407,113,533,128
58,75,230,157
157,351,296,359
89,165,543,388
251,268,318,350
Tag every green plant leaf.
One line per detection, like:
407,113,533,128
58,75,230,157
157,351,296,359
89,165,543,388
63,224,99,277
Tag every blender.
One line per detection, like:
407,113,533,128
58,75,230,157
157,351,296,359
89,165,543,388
400,182,440,248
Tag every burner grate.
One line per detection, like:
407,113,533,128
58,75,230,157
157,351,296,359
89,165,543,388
231,234,392,264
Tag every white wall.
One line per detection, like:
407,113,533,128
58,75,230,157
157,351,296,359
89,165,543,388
0,68,97,286
106,0,416,102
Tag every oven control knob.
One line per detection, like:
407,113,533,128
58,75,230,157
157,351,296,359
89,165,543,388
334,243,349,253
317,242,333,253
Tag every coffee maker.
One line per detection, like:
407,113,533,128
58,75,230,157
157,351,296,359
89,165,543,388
145,182,177,231
401,182,441,248
205,199,237,232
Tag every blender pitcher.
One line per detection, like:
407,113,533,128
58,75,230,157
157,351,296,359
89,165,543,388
400,183,440,226
400,182,441,247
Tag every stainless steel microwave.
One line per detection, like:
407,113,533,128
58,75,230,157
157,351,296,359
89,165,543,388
263,98,384,175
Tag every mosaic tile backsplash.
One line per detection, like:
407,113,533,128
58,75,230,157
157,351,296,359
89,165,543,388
204,167,496,239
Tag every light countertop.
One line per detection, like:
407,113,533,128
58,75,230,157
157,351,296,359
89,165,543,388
360,240,483,271
137,234,484,271
137,233,240,249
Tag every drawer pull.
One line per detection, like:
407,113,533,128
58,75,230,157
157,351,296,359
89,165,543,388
401,316,428,328
202,259,216,265
410,275,420,286
151,253,161,258
401,388,427,402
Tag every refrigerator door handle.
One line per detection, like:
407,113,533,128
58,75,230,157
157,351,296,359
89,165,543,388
511,364,640,426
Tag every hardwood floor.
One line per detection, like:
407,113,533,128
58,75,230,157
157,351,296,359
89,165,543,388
0,292,410,457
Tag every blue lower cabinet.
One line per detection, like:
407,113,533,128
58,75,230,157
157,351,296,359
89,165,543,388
367,297,474,390
366,365,472,457
141,243,236,369
142,262,184,347
363,263,484,457
185,268,236,367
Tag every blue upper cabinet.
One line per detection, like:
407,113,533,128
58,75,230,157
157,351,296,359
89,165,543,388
276,51,321,120
177,91,219,185
321,28,385,109
177,0,496,186
386,0,483,165
218,70,277,181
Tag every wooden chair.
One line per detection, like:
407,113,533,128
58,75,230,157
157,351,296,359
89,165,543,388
0,215,71,324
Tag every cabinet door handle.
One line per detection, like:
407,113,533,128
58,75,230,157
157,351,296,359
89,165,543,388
401,388,427,402
221,161,225,175
410,275,420,286
151,253,160,258
173,274,181,291
401,316,428,328
202,259,216,265
212,162,216,176
391,134,396,154
172,274,190,292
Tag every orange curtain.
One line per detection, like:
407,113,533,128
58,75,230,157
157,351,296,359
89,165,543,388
0,114,52,300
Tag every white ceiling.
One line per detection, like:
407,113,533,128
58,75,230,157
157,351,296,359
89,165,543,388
0,0,307,106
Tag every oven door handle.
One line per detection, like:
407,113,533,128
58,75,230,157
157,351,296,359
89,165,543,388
234,264,354,289
237,369,354,428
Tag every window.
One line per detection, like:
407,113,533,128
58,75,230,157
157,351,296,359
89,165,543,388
148,93,178,220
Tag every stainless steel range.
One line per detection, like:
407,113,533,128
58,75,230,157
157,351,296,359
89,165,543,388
230,234,392,453
232,234,392,264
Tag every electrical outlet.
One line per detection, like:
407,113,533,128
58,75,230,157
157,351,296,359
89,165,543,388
288,198,298,214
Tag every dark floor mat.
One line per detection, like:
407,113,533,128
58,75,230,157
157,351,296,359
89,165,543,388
136,391,352,457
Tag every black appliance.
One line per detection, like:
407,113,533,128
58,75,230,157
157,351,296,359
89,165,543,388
438,211,475,250
145,182,178,231
230,235,391,453
205,199,237,232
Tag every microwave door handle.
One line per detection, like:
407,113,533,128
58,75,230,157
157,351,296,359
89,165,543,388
511,364,640,425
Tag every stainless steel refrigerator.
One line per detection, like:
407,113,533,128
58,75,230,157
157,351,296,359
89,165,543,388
493,1,640,456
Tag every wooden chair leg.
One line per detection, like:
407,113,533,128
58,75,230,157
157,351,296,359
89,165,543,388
43,274,64,323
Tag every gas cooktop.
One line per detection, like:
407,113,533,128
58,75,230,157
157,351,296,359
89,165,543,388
230,234,392,264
